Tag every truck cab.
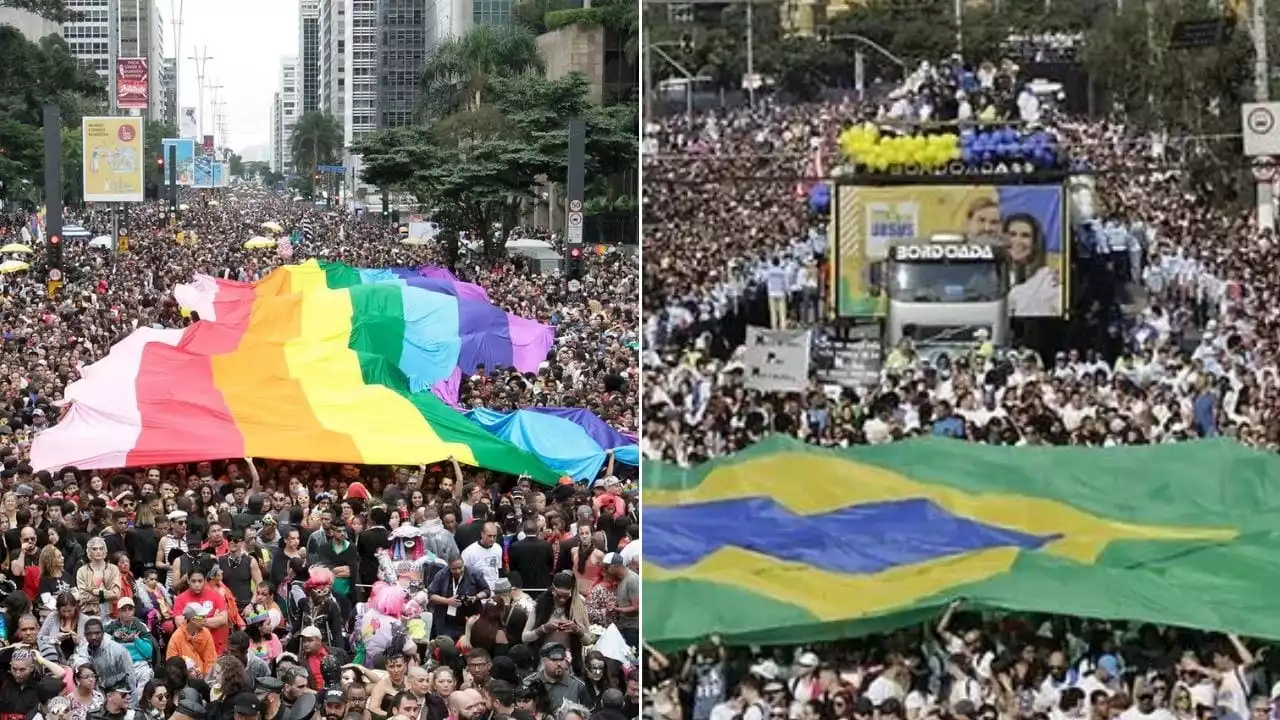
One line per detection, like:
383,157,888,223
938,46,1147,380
883,234,1010,353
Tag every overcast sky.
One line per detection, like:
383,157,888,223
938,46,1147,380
172,0,299,156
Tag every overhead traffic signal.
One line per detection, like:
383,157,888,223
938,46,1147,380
567,245,584,280
47,234,62,269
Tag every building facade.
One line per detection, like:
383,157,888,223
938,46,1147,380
317,0,346,123
270,91,283,173
160,56,178,126
345,0,378,143
0,7,62,42
62,0,116,99
378,0,426,128
274,57,300,174
300,0,321,114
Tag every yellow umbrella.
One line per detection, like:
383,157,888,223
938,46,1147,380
401,236,430,246
0,244,33,254
243,237,276,249
260,221,283,233
0,260,30,274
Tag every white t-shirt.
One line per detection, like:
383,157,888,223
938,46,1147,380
1215,668,1250,720
460,542,503,592
1119,708,1177,720
866,674,905,706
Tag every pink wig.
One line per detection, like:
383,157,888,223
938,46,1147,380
304,567,335,591
369,582,407,618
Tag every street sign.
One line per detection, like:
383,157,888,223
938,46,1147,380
46,280,61,298
568,279,581,293
566,211,584,244
317,164,345,174
568,199,583,213
1243,102,1280,156
47,268,62,282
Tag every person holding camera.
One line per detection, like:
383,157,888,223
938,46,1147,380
427,559,490,641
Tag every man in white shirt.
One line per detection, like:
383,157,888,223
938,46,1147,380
765,258,789,329
459,521,503,593
1119,688,1176,720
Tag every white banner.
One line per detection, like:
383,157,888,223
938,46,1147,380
744,326,812,393
180,106,198,139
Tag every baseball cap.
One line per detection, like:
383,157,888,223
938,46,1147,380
167,510,188,522
299,626,322,639
540,642,568,661
323,689,346,705
231,692,261,717
183,604,207,620
255,676,283,693
494,578,512,595
602,552,625,567
105,682,130,696
117,596,134,608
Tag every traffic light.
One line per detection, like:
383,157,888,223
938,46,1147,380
567,245,584,280
157,155,165,172
47,234,62,269
679,33,694,54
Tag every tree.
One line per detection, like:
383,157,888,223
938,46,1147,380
143,120,177,194
0,26,105,204
1,0,80,22
419,25,544,120
228,152,245,177
290,111,343,195
358,71,635,266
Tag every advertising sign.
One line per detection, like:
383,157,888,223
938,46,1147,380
834,184,1067,318
161,138,196,186
192,155,214,188
82,117,144,202
180,107,198,139
202,135,214,154
115,58,149,110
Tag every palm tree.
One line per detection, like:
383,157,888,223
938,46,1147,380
419,25,544,120
290,111,343,177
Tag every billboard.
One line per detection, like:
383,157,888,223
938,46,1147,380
161,138,196,186
82,117,144,203
192,154,215,188
115,58,148,110
180,107,198,139
202,134,214,154
834,184,1067,318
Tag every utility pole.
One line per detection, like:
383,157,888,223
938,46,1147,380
207,82,224,145
745,0,755,108
188,47,213,140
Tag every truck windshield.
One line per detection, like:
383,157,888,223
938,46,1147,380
888,260,1003,302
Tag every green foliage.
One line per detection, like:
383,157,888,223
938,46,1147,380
0,26,105,204
0,0,80,22
545,0,633,34
1082,0,1253,133
419,25,544,122
513,0,568,35
359,40,636,266
228,152,245,177
290,111,343,194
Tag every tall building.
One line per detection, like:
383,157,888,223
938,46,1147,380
378,0,426,128
0,7,62,41
62,0,115,95
160,56,178,126
117,0,166,120
345,0,378,143
317,0,346,124
270,91,283,173
274,57,300,174
300,0,321,114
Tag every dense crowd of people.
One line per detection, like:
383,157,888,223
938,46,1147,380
640,47,1280,720
0,189,641,720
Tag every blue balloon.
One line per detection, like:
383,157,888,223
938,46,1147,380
961,147,975,164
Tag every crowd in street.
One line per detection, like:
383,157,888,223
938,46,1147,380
639,44,1280,717
0,190,641,720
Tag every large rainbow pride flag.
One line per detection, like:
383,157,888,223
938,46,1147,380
30,282,561,482
175,261,554,392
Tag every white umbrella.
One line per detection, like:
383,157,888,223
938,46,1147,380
179,203,190,211
89,236,113,249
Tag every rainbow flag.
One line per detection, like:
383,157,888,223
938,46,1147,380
30,284,561,482
645,436,1272,648
175,263,554,392
310,259,489,303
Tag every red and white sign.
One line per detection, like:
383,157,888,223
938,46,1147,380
116,58,148,110
202,135,214,154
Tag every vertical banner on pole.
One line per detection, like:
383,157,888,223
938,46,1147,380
82,117,144,203
115,58,149,110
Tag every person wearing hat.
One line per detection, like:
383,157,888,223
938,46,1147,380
315,517,357,605
254,676,285,720
521,642,591,710
601,552,638,647
231,692,263,720
167,603,218,675
104,596,156,704
87,681,132,720
219,529,263,609
320,688,348,720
